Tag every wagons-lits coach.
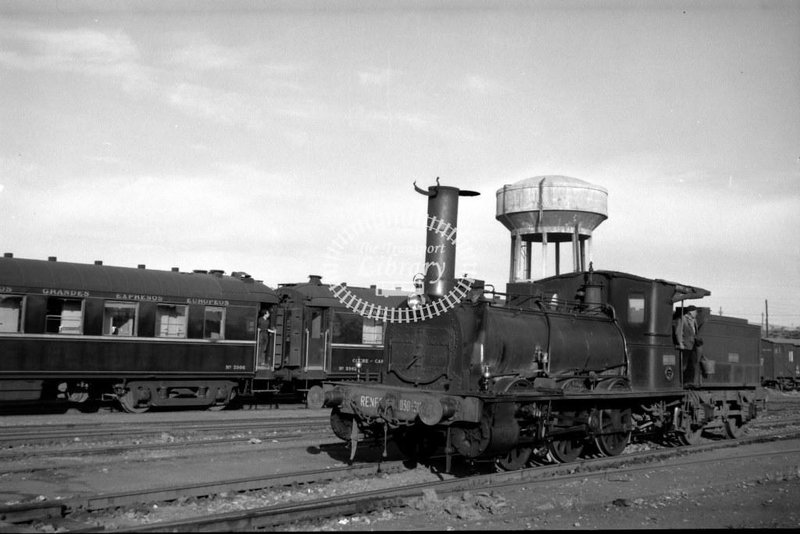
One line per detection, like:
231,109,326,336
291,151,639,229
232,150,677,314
0,254,277,412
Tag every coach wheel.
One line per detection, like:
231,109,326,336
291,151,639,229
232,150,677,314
208,388,237,411
497,446,532,471
119,390,150,414
723,416,744,439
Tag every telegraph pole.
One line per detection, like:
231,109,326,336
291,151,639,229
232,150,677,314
765,299,770,337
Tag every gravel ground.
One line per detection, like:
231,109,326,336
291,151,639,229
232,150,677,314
2,392,800,531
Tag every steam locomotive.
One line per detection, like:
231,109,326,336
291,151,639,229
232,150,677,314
318,183,763,469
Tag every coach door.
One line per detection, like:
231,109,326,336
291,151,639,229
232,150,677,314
305,307,330,371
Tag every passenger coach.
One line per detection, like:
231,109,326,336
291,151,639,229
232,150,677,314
255,275,405,405
0,254,277,412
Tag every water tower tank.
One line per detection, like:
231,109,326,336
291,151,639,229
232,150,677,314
496,176,608,281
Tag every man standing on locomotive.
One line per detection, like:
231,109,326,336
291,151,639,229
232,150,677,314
675,305,701,386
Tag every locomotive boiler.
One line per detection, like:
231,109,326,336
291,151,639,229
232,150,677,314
320,181,762,470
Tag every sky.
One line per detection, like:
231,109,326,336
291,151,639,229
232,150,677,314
1,0,798,328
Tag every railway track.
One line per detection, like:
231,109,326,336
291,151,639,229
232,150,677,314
0,416,335,478
1,393,791,451
0,416,329,448
2,396,792,453
0,415,330,449
0,434,335,476
4,425,800,532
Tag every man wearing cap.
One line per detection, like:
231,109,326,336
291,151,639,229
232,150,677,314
675,306,699,385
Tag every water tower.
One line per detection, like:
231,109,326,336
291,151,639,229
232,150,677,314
496,176,608,281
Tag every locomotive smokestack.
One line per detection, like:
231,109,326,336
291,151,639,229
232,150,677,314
415,179,479,298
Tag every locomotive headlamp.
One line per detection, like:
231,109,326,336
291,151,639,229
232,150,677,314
355,360,362,370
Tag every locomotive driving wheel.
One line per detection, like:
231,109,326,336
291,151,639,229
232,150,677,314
548,436,584,463
592,378,632,457
593,408,631,456
547,378,588,463
497,446,532,471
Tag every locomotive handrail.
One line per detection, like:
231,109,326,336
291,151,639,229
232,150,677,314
304,328,310,367
554,365,625,379
271,331,278,371
499,291,618,319
597,362,628,373
323,330,330,372
606,304,631,377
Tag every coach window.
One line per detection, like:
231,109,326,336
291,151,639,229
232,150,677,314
627,294,646,324
45,298,83,334
156,304,187,338
204,306,225,340
332,311,362,344
362,318,383,345
332,312,384,345
225,306,256,340
0,296,23,332
103,302,137,336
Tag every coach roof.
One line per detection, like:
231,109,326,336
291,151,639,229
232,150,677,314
0,256,278,304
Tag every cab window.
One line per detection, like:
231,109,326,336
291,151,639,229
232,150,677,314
627,294,646,324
